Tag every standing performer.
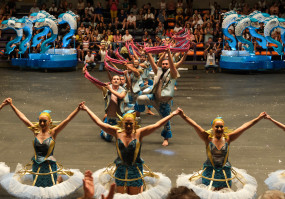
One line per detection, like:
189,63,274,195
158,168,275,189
136,48,179,146
83,66,127,142
80,102,178,198
0,98,83,198
176,108,263,198
264,113,285,192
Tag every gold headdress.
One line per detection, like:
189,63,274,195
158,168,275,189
205,117,233,139
28,110,59,133
115,112,141,133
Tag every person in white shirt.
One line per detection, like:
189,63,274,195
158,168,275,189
85,2,94,17
126,12,136,29
122,30,133,42
85,51,96,71
205,49,218,73
30,3,39,14
49,3,58,16
144,9,154,28
99,44,107,71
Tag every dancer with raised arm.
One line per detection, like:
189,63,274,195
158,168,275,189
264,113,285,192
136,48,179,146
83,66,127,142
0,98,84,198
176,108,264,199
80,102,179,198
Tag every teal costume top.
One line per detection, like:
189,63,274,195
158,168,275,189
32,137,58,187
114,139,144,187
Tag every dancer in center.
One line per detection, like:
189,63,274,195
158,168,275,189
80,102,179,197
176,108,264,198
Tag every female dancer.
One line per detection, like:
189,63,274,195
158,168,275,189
0,98,83,198
80,102,179,198
264,113,285,192
176,108,264,198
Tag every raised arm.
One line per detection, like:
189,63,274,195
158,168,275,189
228,112,266,143
175,52,188,69
105,84,126,99
51,102,82,139
125,63,141,77
265,113,285,131
146,52,158,74
83,65,104,91
138,108,181,138
167,49,178,79
0,100,8,110
80,103,117,137
178,108,208,143
5,98,34,129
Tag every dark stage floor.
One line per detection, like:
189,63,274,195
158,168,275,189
0,67,284,198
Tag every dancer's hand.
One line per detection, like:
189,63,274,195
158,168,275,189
83,170,94,199
82,65,87,74
78,101,85,109
5,98,12,105
105,84,112,91
172,107,182,116
265,112,272,120
258,112,266,120
79,102,87,111
101,183,115,199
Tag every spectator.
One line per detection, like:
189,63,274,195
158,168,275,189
155,22,165,37
194,24,204,43
258,0,267,12
136,9,144,29
258,190,285,199
109,0,118,24
130,4,138,15
76,44,84,61
30,3,39,14
144,9,155,29
85,2,94,18
98,44,107,71
78,23,86,35
173,23,182,33
159,0,167,10
85,51,96,71
176,0,183,15
67,3,75,12
167,0,176,16
270,2,279,15
118,10,127,30
82,35,91,55
77,0,85,17
213,23,222,42
142,31,150,42
41,3,47,12
213,9,221,24
192,10,202,20
193,15,203,29
94,2,103,23
203,10,213,27
126,12,136,29
204,22,213,43
82,9,92,27
122,0,130,12
204,48,218,73
122,29,133,42
49,3,58,16
113,29,122,50
157,9,167,28
166,186,200,199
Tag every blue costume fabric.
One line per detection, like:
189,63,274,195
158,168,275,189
100,117,117,142
202,142,232,188
114,139,144,187
32,137,57,187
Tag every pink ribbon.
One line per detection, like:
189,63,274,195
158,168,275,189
104,60,125,75
84,66,107,87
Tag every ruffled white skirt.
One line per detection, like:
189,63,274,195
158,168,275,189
93,167,172,199
0,162,83,199
265,170,285,192
176,167,257,199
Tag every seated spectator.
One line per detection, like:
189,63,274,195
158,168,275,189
67,3,74,12
160,0,167,10
213,9,221,24
205,48,218,73
157,9,167,28
78,23,86,35
258,0,267,12
176,0,184,14
136,9,145,29
176,13,184,25
144,9,155,29
49,3,58,16
194,24,204,43
85,51,96,71
29,3,39,14
173,23,182,33
113,17,122,30
155,22,165,37
77,0,85,17
85,2,94,18
166,186,200,199
192,10,202,21
203,10,213,27
122,29,133,42
122,0,130,12
82,9,92,27
109,0,118,24
94,2,103,23
126,12,136,29
76,44,84,61
82,35,91,55
113,29,122,50
118,10,127,30
193,15,203,29
98,44,107,71
142,31,150,42
167,0,176,16
40,3,47,12
130,4,138,15
204,22,213,43
258,190,285,199
107,29,114,45
224,42,231,50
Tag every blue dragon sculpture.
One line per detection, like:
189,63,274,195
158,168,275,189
222,11,240,50
15,16,33,54
58,11,78,48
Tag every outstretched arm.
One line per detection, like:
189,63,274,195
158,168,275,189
178,108,208,143
83,65,104,91
51,102,83,139
228,112,266,143
265,114,285,131
5,98,34,129
125,63,141,77
175,52,188,69
139,108,181,138
80,103,117,137
0,100,8,110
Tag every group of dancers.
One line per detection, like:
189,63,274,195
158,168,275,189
0,29,285,199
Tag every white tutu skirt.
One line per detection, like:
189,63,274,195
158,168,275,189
0,163,83,199
176,167,257,199
93,167,172,199
265,170,285,192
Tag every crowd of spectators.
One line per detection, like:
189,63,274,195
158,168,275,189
0,0,285,62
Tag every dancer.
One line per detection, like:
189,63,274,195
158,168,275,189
136,48,179,146
176,108,263,198
264,113,285,192
83,66,127,142
80,102,177,197
0,98,83,198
